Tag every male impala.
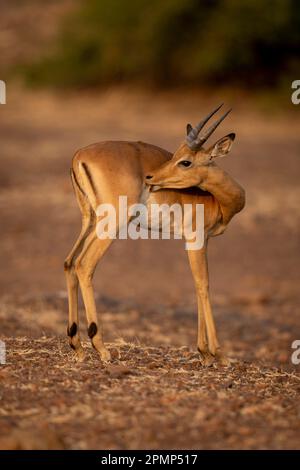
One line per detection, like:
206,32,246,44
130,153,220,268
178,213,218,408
64,104,245,365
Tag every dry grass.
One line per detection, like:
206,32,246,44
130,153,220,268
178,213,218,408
1,296,300,450
1,334,300,450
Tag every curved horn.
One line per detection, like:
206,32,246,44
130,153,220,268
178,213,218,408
186,107,232,151
187,103,223,143
195,108,232,148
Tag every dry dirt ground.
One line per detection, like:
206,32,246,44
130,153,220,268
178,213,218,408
0,87,299,449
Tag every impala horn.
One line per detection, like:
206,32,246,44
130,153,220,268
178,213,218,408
186,104,232,151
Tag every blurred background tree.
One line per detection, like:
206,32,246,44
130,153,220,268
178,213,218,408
17,0,300,89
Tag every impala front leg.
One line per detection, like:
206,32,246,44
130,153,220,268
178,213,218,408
187,247,228,365
194,294,211,365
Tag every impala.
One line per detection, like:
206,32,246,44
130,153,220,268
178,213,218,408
64,104,245,365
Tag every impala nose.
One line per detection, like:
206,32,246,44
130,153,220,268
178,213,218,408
145,175,153,180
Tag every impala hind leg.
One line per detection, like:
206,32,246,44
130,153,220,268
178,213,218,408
64,173,95,359
75,231,113,362
65,265,85,359
64,213,93,270
187,247,228,365
64,214,94,360
64,169,94,270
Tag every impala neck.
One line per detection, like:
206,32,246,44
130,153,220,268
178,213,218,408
201,164,245,225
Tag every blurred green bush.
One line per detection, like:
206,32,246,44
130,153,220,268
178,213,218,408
22,0,300,88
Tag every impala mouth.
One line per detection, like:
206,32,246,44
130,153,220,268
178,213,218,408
147,180,185,191
149,184,162,192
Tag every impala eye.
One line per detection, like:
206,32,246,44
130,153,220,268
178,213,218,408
178,160,192,168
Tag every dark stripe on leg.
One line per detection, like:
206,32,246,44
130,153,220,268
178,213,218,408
67,322,77,338
88,322,98,338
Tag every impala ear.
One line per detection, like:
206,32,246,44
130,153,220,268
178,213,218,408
208,133,235,159
186,123,193,135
